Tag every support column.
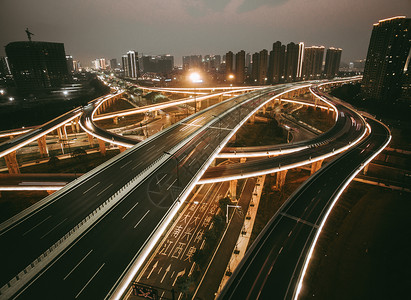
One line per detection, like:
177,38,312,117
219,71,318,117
113,117,119,124
219,95,223,102
87,133,95,146
275,170,288,190
57,127,63,140
5,151,20,174
311,159,323,175
71,121,76,133
363,163,369,175
249,115,255,124
240,157,247,163
37,135,48,157
98,139,106,156
75,117,80,133
229,179,238,200
196,101,201,112
229,133,236,143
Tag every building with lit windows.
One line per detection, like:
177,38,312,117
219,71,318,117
5,41,70,90
302,46,324,80
225,51,234,77
324,47,342,78
362,16,411,102
268,41,286,84
235,50,245,84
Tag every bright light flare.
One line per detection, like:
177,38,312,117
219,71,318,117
190,72,202,83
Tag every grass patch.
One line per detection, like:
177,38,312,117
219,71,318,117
292,106,334,132
228,118,287,147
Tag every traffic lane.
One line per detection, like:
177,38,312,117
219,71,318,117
4,89,274,290
0,121,198,286
201,119,365,181
15,187,170,300
285,126,388,225
222,216,303,300
14,109,233,298
0,109,217,272
257,221,313,300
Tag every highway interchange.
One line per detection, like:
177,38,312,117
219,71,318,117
0,79,391,299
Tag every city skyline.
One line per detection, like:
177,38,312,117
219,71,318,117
1,0,410,67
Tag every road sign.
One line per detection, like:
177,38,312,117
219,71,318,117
132,283,158,299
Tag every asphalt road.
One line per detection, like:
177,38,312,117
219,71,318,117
1,86,288,299
217,95,390,300
201,98,366,182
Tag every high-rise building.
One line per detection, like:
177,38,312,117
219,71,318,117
182,55,202,71
110,58,118,70
5,41,70,90
362,16,411,102
225,51,234,76
251,52,259,83
245,53,252,74
258,49,269,84
66,55,74,73
302,46,324,80
297,42,305,80
0,57,11,76
141,55,174,73
235,50,245,84
285,42,298,82
324,47,342,78
122,55,129,76
202,55,221,71
268,41,286,84
126,51,139,78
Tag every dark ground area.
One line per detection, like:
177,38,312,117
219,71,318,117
301,182,411,300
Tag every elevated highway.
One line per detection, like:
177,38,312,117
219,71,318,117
217,85,391,300
0,84,293,299
0,78,371,300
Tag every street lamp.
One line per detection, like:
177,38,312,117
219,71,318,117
190,72,202,114
228,74,235,87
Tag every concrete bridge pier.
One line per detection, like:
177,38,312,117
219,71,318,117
363,163,369,175
311,159,323,175
275,170,288,190
87,133,95,147
229,179,238,200
37,135,49,157
5,151,20,174
98,139,106,156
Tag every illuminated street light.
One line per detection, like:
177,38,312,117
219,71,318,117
63,90,68,96
0,89,4,95
190,72,202,114
9,97,14,101
228,74,235,87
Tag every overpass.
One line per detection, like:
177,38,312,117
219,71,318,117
217,84,391,300
0,83,298,299
0,78,373,300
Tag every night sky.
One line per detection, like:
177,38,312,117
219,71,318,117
1,0,410,66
